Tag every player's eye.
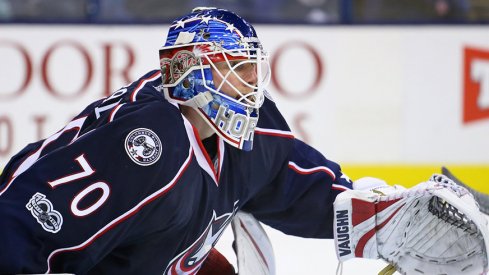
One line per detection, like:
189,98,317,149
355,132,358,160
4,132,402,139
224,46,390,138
229,60,241,67
232,61,256,73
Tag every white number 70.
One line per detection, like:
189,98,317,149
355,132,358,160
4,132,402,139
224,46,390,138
48,154,110,217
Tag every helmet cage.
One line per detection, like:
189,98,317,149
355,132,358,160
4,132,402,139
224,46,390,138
159,41,270,151
201,46,270,110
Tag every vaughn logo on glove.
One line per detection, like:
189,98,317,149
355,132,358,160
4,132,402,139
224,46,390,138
335,209,352,257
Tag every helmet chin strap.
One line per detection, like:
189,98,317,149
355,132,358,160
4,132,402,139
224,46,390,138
181,90,214,108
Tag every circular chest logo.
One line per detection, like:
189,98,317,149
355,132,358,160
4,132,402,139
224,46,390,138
125,128,162,166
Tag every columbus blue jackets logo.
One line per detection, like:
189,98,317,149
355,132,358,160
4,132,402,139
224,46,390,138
164,206,238,274
26,193,63,233
125,128,162,166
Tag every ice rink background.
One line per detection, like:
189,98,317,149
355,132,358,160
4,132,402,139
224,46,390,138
216,224,388,275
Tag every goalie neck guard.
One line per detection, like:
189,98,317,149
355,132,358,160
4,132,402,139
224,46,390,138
159,7,271,151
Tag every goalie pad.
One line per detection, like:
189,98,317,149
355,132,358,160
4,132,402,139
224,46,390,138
334,174,489,275
231,211,276,275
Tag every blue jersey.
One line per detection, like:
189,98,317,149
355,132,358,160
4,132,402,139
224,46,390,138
0,70,352,274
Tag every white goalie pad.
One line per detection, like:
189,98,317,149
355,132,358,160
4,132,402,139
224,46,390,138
231,211,276,275
334,174,489,275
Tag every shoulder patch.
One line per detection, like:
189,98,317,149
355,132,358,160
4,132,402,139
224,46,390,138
125,128,162,166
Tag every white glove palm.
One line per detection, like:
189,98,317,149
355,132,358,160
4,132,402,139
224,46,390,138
334,174,489,275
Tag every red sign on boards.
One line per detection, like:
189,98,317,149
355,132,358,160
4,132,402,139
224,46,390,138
463,46,489,123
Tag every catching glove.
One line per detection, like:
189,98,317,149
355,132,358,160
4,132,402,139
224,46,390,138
334,174,489,275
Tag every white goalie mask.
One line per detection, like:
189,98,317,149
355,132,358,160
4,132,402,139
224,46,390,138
159,7,271,151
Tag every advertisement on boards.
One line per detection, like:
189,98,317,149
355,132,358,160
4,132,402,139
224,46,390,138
1,26,489,173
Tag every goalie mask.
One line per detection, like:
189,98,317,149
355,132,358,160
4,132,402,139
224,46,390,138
159,7,271,151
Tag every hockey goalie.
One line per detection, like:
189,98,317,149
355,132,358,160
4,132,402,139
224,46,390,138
213,173,488,275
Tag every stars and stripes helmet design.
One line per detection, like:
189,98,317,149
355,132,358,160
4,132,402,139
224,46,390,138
159,7,271,151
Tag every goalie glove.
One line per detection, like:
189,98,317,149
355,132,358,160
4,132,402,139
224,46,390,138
333,174,489,275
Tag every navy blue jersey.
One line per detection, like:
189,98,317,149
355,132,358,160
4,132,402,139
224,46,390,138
0,70,352,274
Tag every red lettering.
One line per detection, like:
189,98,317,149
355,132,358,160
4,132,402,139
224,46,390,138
271,41,324,99
41,41,93,100
0,116,13,156
103,43,135,97
32,115,48,140
0,40,32,100
2,40,140,100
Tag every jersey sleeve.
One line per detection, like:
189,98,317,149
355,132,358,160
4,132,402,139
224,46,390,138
0,88,191,273
242,138,353,239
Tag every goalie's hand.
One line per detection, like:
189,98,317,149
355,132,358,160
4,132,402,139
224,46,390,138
333,174,489,275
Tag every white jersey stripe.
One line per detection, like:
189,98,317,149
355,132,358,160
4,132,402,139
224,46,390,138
181,114,219,185
255,127,294,138
288,161,336,181
109,103,125,122
0,117,87,197
130,71,161,102
287,161,351,191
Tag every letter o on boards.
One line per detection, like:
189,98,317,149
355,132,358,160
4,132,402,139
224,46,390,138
0,40,32,100
42,40,93,100
271,41,324,99
71,182,110,217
